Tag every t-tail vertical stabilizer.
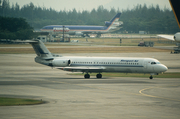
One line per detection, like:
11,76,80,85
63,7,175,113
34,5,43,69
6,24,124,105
30,40,54,60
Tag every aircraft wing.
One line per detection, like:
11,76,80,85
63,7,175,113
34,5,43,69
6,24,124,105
158,35,174,41
56,66,106,72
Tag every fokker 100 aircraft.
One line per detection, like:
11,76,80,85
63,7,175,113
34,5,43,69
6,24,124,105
27,40,167,79
41,13,123,37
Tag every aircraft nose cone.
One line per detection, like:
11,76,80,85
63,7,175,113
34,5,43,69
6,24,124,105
154,64,168,73
161,65,168,72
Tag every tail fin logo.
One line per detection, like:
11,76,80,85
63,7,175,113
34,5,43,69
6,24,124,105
105,13,121,27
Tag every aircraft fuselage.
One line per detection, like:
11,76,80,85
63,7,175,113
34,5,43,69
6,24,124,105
35,56,167,74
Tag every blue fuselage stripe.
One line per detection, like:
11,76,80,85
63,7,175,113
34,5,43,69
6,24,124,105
70,64,143,67
42,26,108,31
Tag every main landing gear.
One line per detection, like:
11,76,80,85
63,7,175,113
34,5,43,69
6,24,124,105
149,75,153,79
96,74,102,78
84,74,90,78
84,73,102,79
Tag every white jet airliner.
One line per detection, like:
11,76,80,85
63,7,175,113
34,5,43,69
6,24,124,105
29,40,167,79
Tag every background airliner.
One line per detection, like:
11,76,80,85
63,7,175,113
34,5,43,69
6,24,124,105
41,13,123,37
28,40,167,79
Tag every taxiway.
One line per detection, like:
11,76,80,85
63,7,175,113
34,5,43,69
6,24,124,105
0,53,180,119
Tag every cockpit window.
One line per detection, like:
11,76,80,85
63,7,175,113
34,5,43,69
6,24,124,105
151,62,156,64
151,62,160,65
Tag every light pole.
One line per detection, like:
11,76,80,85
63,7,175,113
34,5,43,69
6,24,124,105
62,26,65,42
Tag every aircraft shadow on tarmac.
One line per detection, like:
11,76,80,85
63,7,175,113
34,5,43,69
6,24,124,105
43,77,156,84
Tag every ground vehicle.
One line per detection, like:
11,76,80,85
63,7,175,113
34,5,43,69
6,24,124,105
138,41,154,47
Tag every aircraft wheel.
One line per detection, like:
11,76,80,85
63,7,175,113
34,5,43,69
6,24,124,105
149,76,153,79
96,74,102,78
84,74,90,79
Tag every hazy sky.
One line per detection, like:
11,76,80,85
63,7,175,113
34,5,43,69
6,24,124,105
8,0,171,12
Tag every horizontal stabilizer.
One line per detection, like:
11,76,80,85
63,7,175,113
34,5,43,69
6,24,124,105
13,40,38,43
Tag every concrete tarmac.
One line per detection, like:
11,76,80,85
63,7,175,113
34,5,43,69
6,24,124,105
0,53,180,119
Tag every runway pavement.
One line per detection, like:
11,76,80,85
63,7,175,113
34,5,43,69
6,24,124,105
0,53,180,119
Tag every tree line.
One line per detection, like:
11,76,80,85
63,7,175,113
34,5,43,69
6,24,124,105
0,17,38,40
0,0,179,34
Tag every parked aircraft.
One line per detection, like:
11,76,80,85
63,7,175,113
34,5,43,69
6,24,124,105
27,40,167,79
41,13,123,37
158,0,180,53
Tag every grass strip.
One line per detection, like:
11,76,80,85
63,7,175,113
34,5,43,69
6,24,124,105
69,72,180,78
0,47,170,54
0,97,44,106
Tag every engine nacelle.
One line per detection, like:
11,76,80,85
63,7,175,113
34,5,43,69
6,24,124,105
105,21,123,27
174,32,180,43
52,59,71,67
105,21,111,26
112,22,120,26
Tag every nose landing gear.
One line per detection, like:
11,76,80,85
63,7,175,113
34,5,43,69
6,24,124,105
149,73,158,79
